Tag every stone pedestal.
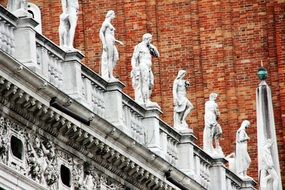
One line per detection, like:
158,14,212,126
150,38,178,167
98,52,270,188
177,130,196,177
210,158,227,190
104,81,126,133
143,107,162,156
62,50,84,103
240,179,256,190
14,17,38,72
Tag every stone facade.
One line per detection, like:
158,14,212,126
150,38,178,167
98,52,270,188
1,1,282,183
0,0,284,189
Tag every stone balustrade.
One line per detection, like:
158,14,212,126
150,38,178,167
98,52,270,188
226,171,240,190
0,6,16,56
193,148,211,189
159,121,179,166
0,4,257,190
81,68,106,118
225,169,256,190
122,97,145,144
36,34,64,89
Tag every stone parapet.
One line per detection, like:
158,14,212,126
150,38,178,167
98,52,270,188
0,4,257,190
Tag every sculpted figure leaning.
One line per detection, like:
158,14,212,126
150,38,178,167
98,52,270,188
131,33,159,107
260,139,280,190
173,70,193,130
235,120,251,179
203,93,223,157
99,10,123,82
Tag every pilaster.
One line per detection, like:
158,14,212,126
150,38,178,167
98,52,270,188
104,81,126,132
61,50,84,103
143,107,162,156
210,158,227,190
177,130,196,177
14,17,38,72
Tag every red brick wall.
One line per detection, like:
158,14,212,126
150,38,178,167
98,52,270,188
2,0,285,185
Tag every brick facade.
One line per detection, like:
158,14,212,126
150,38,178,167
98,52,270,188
1,0,285,185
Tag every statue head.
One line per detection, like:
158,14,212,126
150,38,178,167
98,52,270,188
176,70,186,79
106,10,115,19
43,140,53,149
142,33,152,44
33,137,41,148
209,93,218,101
241,120,250,129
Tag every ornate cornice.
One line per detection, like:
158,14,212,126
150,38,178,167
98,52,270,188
0,59,184,190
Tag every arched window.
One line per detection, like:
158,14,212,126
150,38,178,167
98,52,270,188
60,165,71,187
10,136,24,160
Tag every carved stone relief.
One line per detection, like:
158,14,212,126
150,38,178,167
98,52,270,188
0,115,127,190
0,117,8,165
0,76,171,190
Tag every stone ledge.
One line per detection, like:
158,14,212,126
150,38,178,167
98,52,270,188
0,53,202,190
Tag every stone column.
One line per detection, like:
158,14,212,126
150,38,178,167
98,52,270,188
256,67,282,190
177,130,196,178
14,17,38,72
143,107,162,156
104,81,126,132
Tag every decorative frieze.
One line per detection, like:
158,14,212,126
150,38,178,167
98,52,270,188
0,115,129,190
0,73,176,190
0,12,16,56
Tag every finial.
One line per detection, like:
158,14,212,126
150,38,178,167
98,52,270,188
257,60,268,81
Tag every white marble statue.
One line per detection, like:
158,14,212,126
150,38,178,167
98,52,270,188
235,120,251,180
203,93,224,157
99,10,123,82
7,0,28,16
131,33,160,107
59,12,69,49
260,139,280,190
173,70,194,130
59,0,79,50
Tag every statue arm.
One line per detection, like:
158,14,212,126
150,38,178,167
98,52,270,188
226,152,235,159
244,132,250,141
185,80,190,89
131,45,140,69
237,130,248,143
149,44,160,57
115,39,124,45
99,22,107,50
172,80,178,104
61,0,67,13
131,46,140,88
214,104,220,118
